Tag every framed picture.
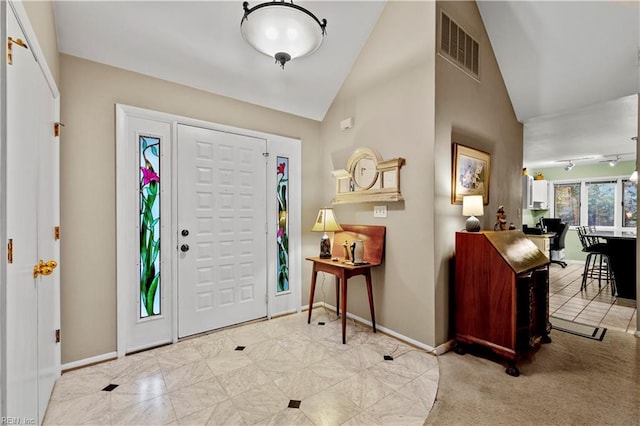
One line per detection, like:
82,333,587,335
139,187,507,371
451,143,490,204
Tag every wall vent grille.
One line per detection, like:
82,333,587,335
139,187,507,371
440,11,479,78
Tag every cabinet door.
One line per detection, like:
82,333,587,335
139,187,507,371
532,180,548,208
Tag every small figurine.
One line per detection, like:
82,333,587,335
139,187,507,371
494,205,508,231
342,240,350,260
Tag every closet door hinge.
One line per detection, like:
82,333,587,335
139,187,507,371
7,239,13,264
55,329,61,343
54,226,60,240
7,37,28,65
54,122,65,137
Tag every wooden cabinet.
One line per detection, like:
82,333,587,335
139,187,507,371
454,231,551,376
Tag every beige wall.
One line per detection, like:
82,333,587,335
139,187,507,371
23,0,59,85
320,2,438,346
59,54,322,363
434,2,523,343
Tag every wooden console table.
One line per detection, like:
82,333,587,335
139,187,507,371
306,225,385,344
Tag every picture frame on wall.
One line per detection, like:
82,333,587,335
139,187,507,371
451,143,490,204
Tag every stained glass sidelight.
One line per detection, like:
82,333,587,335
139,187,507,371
139,135,161,317
276,157,289,293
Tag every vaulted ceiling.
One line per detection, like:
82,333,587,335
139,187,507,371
52,1,640,169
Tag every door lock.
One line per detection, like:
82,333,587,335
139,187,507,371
180,244,190,252
33,260,57,279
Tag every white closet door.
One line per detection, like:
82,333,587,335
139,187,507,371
5,4,60,422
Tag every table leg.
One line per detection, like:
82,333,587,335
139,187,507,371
335,276,340,317
307,269,318,324
341,272,347,344
365,270,376,333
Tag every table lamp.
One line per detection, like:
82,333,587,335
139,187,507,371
311,207,343,258
462,195,484,232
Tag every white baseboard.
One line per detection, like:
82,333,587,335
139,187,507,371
62,351,118,372
320,302,437,353
435,339,455,355
635,330,640,338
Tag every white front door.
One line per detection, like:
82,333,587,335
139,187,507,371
5,3,60,422
177,124,267,338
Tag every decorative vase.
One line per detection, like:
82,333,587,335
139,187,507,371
350,240,364,263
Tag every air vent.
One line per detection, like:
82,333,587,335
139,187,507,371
440,11,479,79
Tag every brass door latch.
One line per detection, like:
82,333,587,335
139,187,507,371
33,260,57,279
7,37,28,65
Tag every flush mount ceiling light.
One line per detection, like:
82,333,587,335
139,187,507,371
241,1,327,69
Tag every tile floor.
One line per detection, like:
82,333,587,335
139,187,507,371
44,309,439,425
549,262,637,334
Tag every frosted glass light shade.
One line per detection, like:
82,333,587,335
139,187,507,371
462,195,484,216
630,170,638,183
241,1,327,68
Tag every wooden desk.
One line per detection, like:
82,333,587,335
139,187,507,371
306,224,385,344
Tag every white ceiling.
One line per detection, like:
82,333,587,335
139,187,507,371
53,1,639,168
477,1,639,169
53,1,387,121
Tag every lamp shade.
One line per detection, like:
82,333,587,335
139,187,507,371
311,207,343,233
241,1,327,68
462,195,484,217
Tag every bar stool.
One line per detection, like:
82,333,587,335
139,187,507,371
576,226,616,295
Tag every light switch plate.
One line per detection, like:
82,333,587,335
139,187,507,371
373,205,387,218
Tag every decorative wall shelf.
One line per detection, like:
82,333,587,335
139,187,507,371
331,147,405,204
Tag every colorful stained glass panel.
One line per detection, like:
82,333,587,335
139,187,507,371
276,157,289,293
139,135,161,318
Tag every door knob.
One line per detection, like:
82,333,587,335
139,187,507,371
181,229,189,237
33,260,58,278
180,244,190,252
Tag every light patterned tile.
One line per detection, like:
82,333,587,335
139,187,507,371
254,407,314,426
111,394,176,425
168,376,228,420
231,382,289,425
332,370,394,409
217,364,270,398
272,365,333,400
110,372,167,412
163,360,214,392
194,336,237,359
205,349,253,376
156,344,203,372
43,391,111,425
299,387,361,426
110,352,161,384
51,367,112,402
394,367,439,412
177,399,245,426
367,391,429,426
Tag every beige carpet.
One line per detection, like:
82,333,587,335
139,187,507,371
426,327,640,425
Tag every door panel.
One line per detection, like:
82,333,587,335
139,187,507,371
36,64,59,422
6,9,39,418
5,5,60,422
177,125,267,338
121,116,173,354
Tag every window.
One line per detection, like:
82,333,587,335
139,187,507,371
586,181,615,226
553,178,637,229
623,179,637,227
554,183,580,225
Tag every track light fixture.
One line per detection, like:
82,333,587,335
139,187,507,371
564,160,574,171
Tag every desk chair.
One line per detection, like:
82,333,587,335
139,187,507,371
548,222,568,268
